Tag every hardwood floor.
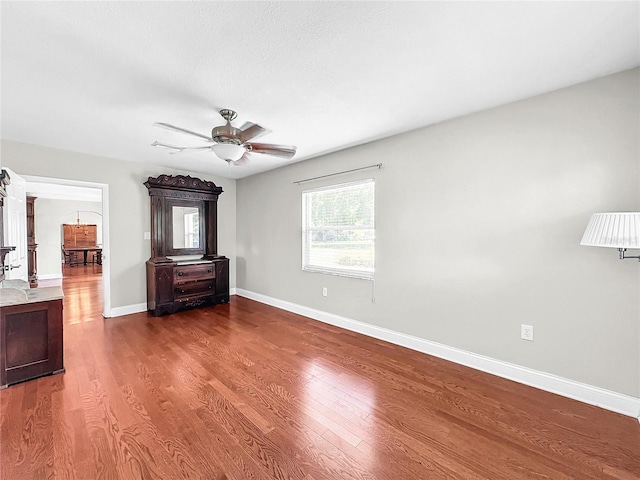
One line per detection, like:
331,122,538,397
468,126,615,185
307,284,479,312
57,264,104,324
1,273,639,479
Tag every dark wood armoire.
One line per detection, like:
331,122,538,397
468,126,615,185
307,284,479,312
144,174,229,316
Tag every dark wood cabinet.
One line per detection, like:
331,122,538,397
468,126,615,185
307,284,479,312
146,258,229,316
145,175,229,316
26,196,38,286
0,297,64,388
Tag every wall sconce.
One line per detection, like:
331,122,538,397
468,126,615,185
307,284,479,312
580,212,640,261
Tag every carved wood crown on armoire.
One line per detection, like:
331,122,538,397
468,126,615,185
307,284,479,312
144,174,229,316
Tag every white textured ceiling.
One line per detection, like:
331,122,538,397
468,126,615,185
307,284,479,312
2,1,638,180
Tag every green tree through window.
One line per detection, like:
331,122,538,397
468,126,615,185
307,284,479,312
302,179,374,279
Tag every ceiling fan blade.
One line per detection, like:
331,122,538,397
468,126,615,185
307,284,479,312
237,122,270,142
153,122,212,141
248,142,297,159
232,152,251,166
169,146,213,155
151,141,183,151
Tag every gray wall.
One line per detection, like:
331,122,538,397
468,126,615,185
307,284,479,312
236,69,640,397
34,198,103,278
2,69,637,398
2,142,237,310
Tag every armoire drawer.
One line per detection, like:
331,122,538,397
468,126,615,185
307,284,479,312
174,280,214,300
174,263,215,282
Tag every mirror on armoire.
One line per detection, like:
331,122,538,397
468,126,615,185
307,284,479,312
166,199,205,255
172,206,200,249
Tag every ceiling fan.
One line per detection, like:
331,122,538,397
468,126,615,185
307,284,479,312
152,109,297,165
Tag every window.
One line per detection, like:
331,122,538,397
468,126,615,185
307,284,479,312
302,179,375,279
183,211,199,248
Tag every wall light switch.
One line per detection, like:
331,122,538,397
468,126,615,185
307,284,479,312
322,287,328,297
144,231,151,240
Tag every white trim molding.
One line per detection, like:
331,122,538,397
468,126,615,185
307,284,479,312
108,302,147,318
109,289,237,318
235,288,640,420
37,274,63,280
22,174,111,318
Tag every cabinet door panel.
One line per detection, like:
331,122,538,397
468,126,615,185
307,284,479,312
6,310,48,368
1,299,64,387
156,266,174,304
215,260,229,293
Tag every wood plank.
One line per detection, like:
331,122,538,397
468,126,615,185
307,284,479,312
2,272,639,479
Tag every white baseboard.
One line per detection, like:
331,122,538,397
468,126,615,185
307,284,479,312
108,302,147,318
37,274,63,280
235,288,640,420
109,289,238,318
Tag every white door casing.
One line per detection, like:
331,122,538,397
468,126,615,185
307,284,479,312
21,174,111,317
2,168,28,281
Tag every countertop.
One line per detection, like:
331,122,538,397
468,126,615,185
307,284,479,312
0,285,64,307
2,279,30,290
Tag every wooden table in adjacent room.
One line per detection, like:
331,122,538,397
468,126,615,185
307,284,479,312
63,246,102,266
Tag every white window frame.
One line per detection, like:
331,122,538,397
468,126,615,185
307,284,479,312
302,179,375,280
184,211,199,248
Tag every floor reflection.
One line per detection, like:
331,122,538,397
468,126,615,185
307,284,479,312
302,359,377,468
39,264,103,324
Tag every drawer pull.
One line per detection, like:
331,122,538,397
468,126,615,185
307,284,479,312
208,285,212,289
207,269,212,273
177,272,184,276
180,289,185,294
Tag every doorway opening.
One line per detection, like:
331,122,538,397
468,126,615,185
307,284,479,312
21,175,111,319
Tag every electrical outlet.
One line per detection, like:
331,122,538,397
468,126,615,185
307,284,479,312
322,287,328,297
521,324,534,341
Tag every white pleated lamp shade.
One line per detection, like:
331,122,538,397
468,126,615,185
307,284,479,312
580,212,640,248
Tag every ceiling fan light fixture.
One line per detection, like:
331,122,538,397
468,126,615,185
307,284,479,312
211,143,245,162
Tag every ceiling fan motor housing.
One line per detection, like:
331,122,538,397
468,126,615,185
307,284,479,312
212,124,243,145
